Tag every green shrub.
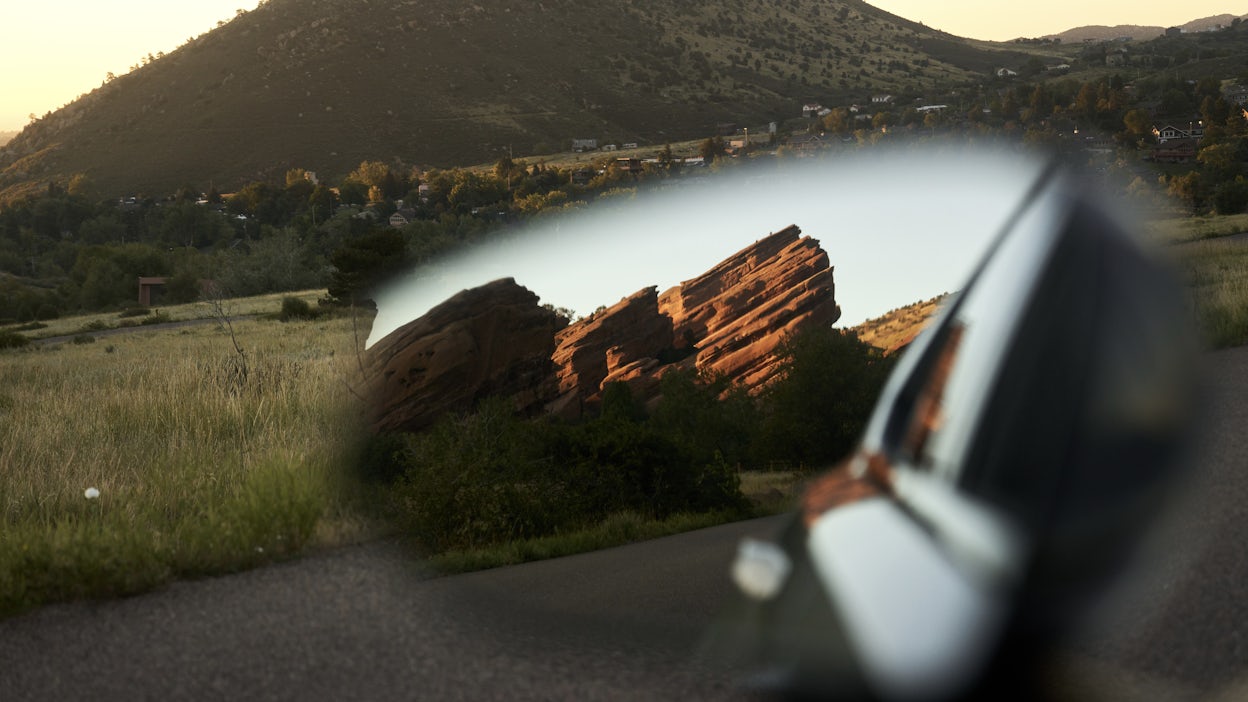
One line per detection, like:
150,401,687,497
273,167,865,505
753,328,896,468
0,331,30,350
117,307,152,319
389,394,745,553
279,296,316,322
71,334,96,345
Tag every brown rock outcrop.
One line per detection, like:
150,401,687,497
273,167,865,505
547,286,674,416
367,277,565,433
659,225,841,389
367,225,840,432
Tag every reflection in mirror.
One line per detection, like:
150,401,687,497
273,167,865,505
368,149,1048,347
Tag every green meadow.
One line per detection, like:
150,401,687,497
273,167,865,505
0,299,381,616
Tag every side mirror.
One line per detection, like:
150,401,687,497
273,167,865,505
721,157,1197,699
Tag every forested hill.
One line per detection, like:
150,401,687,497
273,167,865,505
0,0,1035,199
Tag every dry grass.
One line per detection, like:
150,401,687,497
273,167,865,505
1147,214,1248,245
1167,238,1248,348
852,294,948,354
0,304,377,616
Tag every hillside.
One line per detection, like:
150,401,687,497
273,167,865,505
1045,13,1248,43
0,132,16,148
0,0,1040,199
851,293,947,355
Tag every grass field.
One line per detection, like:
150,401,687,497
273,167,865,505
0,301,381,616
0,293,806,616
1147,213,1248,245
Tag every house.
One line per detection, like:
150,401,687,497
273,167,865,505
872,94,894,104
802,103,824,117
388,208,416,228
916,105,948,113
1149,138,1199,163
614,158,642,174
571,138,598,152
1152,123,1204,143
787,134,823,153
996,67,1018,78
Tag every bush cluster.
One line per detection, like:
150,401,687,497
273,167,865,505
0,331,30,350
278,296,316,321
377,328,894,553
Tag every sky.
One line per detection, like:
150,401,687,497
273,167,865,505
0,1,1244,132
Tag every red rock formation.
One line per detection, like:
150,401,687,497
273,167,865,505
367,225,840,432
547,286,674,416
367,278,565,433
659,225,841,389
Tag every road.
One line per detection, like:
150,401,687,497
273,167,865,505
0,516,779,701
2,348,1248,700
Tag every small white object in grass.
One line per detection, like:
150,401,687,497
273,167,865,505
732,537,792,601
84,487,100,500
255,546,264,553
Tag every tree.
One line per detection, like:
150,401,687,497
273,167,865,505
1212,177,1248,215
308,185,337,224
1198,142,1240,180
327,228,409,302
698,136,725,162
755,328,895,467
1167,171,1206,210
658,143,674,166
821,107,851,134
1123,109,1153,138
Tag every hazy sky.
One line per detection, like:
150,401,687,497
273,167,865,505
0,1,1243,132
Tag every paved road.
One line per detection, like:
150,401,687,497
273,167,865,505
0,516,781,701
3,349,1248,700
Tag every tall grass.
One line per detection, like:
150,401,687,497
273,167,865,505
1148,213,1248,245
1168,238,1248,348
0,311,374,616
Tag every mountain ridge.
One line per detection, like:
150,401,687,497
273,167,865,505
0,0,1036,199
1041,13,1248,43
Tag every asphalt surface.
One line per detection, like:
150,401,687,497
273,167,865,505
3,348,1248,701
0,516,781,701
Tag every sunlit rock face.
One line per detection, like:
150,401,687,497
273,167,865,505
660,224,841,390
368,226,839,432
367,277,566,433
549,286,675,416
